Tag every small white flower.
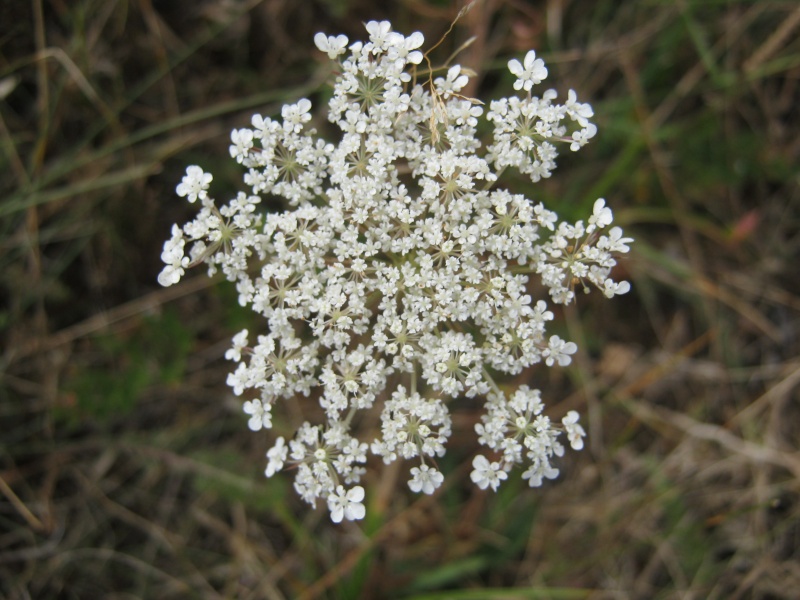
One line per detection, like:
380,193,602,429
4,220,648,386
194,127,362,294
225,329,249,361
408,465,444,494
562,411,586,450
570,123,597,151
160,224,184,264
243,398,272,431
589,198,614,231
365,20,393,50
281,98,312,133
157,225,189,287
157,263,184,287
602,279,631,298
507,50,548,91
176,166,212,203
229,128,253,163
543,335,578,367
522,458,560,487
598,227,633,253
470,455,508,491
226,363,248,396
327,485,366,523
434,65,469,98
314,33,349,59
566,89,594,126
386,31,425,66
265,437,287,477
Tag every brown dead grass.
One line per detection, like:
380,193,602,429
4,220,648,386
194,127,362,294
1,1,798,599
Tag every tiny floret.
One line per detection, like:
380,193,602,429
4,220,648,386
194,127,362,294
243,398,272,431
508,50,548,91
589,198,613,231
314,33,349,59
265,437,287,477
365,20,393,50
327,485,366,523
562,411,586,450
409,465,444,494
543,336,578,367
470,455,508,491
435,65,469,98
157,224,188,287
386,30,425,67
176,166,212,203
225,329,249,362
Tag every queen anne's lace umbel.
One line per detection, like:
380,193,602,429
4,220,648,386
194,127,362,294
159,21,632,523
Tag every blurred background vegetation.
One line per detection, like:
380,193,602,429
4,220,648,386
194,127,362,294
1,0,798,598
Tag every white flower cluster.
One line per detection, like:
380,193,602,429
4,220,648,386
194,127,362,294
158,21,632,523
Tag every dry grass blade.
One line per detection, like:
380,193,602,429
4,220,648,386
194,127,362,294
5,275,215,363
744,5,800,73
622,399,800,480
0,474,45,533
